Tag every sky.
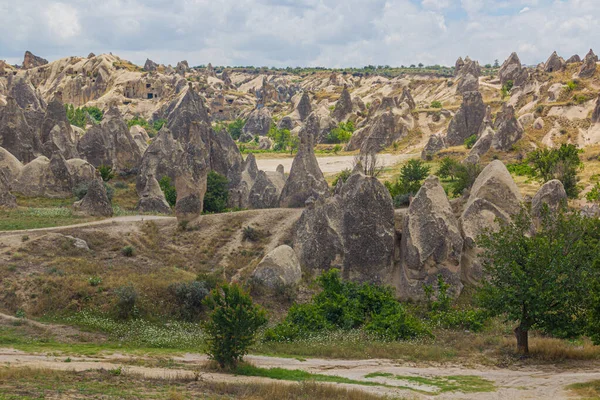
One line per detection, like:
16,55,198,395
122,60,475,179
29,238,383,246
0,0,598,68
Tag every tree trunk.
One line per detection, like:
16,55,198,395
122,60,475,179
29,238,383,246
514,325,529,355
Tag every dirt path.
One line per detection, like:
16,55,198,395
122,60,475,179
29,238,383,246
0,348,597,399
256,153,417,174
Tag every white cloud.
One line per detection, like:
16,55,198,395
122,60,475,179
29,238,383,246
44,2,81,41
519,6,530,13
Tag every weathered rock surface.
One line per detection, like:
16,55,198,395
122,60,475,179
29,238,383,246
0,96,40,163
135,174,171,214
249,169,285,209
251,245,302,290
421,133,447,160
279,113,328,207
399,88,416,110
144,59,158,72
0,169,16,208
332,85,353,122
498,52,529,87
469,125,494,158
243,107,272,137
593,96,600,124
566,54,581,64
579,49,598,79
40,97,78,159
295,92,312,122
460,160,522,283
531,179,567,218
534,117,545,130
446,91,486,146
399,176,464,300
347,111,408,153
22,51,48,69
0,146,23,182
293,170,394,284
457,73,479,94
544,51,565,73
492,104,523,151
73,179,113,217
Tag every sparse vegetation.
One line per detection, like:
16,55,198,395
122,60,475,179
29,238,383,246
501,80,514,98
464,134,477,149
385,159,431,206
65,104,103,128
158,176,177,207
430,100,442,108
203,170,229,214
526,144,583,198
325,121,355,144
98,164,115,182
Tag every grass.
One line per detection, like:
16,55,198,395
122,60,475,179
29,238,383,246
365,372,495,394
0,207,97,230
567,380,600,400
0,368,393,400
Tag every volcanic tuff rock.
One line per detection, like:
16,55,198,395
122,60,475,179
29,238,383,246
492,104,523,151
347,111,408,154
566,54,581,63
455,57,481,94
332,85,353,122
498,52,529,87
469,125,494,158
531,179,567,218
0,169,16,208
22,51,48,69
0,146,23,182
460,160,522,283
230,153,259,209
445,91,486,146
176,60,189,75
544,51,565,73
399,176,464,300
251,245,302,290
72,178,113,217
293,170,395,284
40,97,78,159
135,174,171,214
249,169,285,209
579,49,598,79
144,59,158,72
399,88,416,110
295,92,312,122
243,107,272,137
421,133,447,160
279,112,328,207
593,96,600,124
0,96,40,163
457,73,479,94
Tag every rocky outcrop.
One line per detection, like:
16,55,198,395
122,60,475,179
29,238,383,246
332,85,352,121
176,60,189,75
258,136,273,150
77,107,143,171
40,97,78,159
544,51,565,73
460,160,522,283
251,245,302,290
130,125,150,154
498,52,529,87
22,51,48,69
469,126,494,158
296,92,312,122
0,146,23,182
399,88,416,110
229,153,259,209
566,55,581,64
347,111,408,154
279,113,328,207
144,59,158,72
579,49,598,79
72,179,113,217
446,91,486,146
135,174,171,214
457,74,479,94
492,104,523,151
242,107,272,137
0,170,16,208
0,96,40,163
249,169,285,209
293,170,394,284
531,179,567,218
593,96,600,124
534,117,545,130
421,133,447,160
456,57,480,94
399,176,464,300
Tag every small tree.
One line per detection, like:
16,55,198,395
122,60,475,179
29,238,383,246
98,165,114,182
478,207,597,354
436,157,460,181
204,171,229,213
203,283,267,369
226,118,245,140
399,159,431,194
159,176,177,207
527,144,582,198
430,101,442,109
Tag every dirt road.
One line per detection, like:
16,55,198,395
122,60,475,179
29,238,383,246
256,153,417,174
0,348,597,399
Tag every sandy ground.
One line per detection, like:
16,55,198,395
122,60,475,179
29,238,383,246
256,153,418,174
1,346,599,399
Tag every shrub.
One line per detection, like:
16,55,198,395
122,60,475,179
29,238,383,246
325,121,355,144
204,171,229,214
115,285,138,319
501,80,514,98
450,162,482,196
385,159,431,202
527,144,582,198
121,245,135,257
267,124,293,152
430,101,442,109
158,176,177,207
586,182,600,204
242,226,264,242
98,165,114,182
88,276,102,287
365,303,430,340
566,80,579,91
203,283,267,369
65,104,103,128
464,134,477,149
226,118,245,140
169,281,210,321
507,162,535,177
332,169,351,187
436,157,460,181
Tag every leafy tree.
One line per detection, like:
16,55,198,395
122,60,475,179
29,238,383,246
326,121,355,144
450,162,482,196
430,101,442,109
267,124,292,152
501,80,514,98
478,207,598,354
226,118,245,140
203,283,267,369
464,134,477,149
152,119,167,133
527,144,582,198
159,176,177,207
65,104,103,129
493,59,500,68
586,182,600,204
398,159,431,194
97,165,114,182
436,157,460,181
204,170,229,213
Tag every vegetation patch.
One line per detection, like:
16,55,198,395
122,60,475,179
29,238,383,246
365,372,495,394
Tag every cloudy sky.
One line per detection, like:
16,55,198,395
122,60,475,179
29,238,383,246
0,0,598,68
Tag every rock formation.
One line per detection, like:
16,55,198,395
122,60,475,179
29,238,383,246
0,146,24,182
144,59,158,72
566,54,581,64
135,174,171,214
446,91,486,146
332,85,352,121
579,49,598,79
296,92,312,122
40,97,78,159
421,133,447,160
0,96,40,163
293,170,394,284
249,169,285,209
251,245,302,290
22,51,48,69
456,57,480,94
72,179,113,217
531,179,567,218
242,107,272,137
279,113,328,207
399,88,416,110
347,111,408,153
492,104,523,151
544,51,565,73
399,176,464,299
593,96,600,124
0,170,16,208
176,60,189,75
460,160,522,283
469,125,494,158
498,52,529,87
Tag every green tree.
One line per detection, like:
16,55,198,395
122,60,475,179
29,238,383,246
436,157,460,181
326,121,355,144
527,144,582,198
586,182,600,204
430,101,442,109
226,118,245,140
501,80,514,98
267,124,292,152
478,207,598,354
203,283,267,369
450,162,482,196
97,165,114,182
159,176,177,207
493,59,500,68
464,134,477,149
204,170,229,213
399,159,431,194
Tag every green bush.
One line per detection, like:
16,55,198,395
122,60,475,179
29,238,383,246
265,269,429,342
450,162,482,196
566,80,579,91
332,169,351,187
527,144,582,198
115,285,138,320
464,134,477,149
506,162,535,177
436,157,460,181
586,182,600,203
98,165,114,182
501,80,514,98
385,159,431,203
204,171,229,214
65,104,103,128
158,176,177,207
267,124,295,153
203,283,267,369
121,245,135,257
226,118,245,140
430,101,442,108
325,121,355,144
127,117,166,137
169,281,210,321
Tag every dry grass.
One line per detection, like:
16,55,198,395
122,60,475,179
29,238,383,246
567,379,600,400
